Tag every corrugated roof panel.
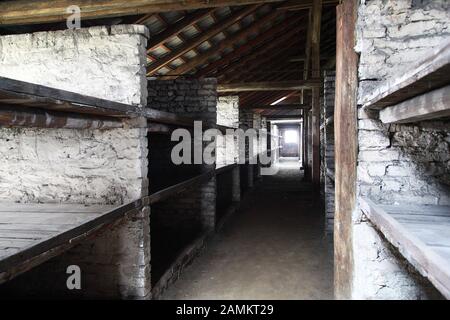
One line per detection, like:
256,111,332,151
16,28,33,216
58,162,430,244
165,36,183,50
161,11,184,24
214,7,231,19
226,23,240,34
198,41,212,52
146,15,165,35
150,46,170,58
241,14,255,27
210,32,226,45
222,47,233,55
157,67,171,75
197,15,215,30
169,58,184,68
183,50,198,60
181,25,200,38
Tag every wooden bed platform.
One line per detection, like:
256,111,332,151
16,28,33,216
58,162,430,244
0,200,144,285
360,198,450,299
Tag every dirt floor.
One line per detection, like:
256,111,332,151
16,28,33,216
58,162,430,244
161,158,334,300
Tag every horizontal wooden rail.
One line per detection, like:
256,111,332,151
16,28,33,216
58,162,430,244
145,169,216,205
364,40,450,110
216,163,238,175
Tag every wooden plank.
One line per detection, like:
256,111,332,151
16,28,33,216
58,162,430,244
364,40,450,110
0,203,113,213
146,169,215,204
217,80,321,92
0,76,141,117
0,104,124,129
0,199,144,284
334,0,358,300
360,198,450,299
380,204,450,217
379,85,450,124
0,0,285,25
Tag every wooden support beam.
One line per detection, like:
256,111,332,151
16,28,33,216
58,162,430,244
249,104,310,110
278,0,338,11
164,8,285,78
147,8,215,52
311,0,322,186
379,85,450,124
218,80,321,92
334,0,358,300
147,4,260,75
0,0,284,25
0,105,123,129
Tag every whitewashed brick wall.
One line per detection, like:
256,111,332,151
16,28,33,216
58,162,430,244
0,25,151,299
352,0,449,299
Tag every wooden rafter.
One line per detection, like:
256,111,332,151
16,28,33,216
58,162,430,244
147,4,260,75
161,6,285,78
147,8,215,52
194,17,293,77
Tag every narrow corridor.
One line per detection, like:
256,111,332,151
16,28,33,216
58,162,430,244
162,159,334,300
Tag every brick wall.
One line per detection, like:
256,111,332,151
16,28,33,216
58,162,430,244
352,0,449,299
323,71,336,236
216,96,240,168
146,79,218,296
0,25,148,107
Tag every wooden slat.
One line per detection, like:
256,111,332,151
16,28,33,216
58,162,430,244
0,199,144,284
364,40,450,110
146,169,216,204
0,0,285,25
360,198,450,299
379,85,450,124
0,76,140,117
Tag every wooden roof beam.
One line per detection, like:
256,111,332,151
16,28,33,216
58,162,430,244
0,0,285,26
218,80,320,93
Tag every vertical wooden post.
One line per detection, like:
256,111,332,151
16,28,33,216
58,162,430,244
334,0,359,300
303,109,309,175
311,0,322,186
